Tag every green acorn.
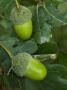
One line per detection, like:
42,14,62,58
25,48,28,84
12,53,47,80
10,5,33,40
0,43,47,80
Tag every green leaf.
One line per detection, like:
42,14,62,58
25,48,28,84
0,0,15,18
44,0,67,25
0,38,38,55
33,6,52,44
52,25,67,54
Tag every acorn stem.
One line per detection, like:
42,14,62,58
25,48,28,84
15,0,20,11
7,66,13,75
33,54,57,61
0,43,13,60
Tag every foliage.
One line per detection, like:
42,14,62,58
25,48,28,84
0,0,67,90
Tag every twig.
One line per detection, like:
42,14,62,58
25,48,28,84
15,0,20,11
0,43,13,60
7,66,12,75
33,54,57,61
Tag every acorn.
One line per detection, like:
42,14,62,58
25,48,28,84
10,5,33,40
12,52,47,80
0,43,47,80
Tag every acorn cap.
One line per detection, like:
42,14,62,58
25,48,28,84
12,52,32,77
10,5,32,25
